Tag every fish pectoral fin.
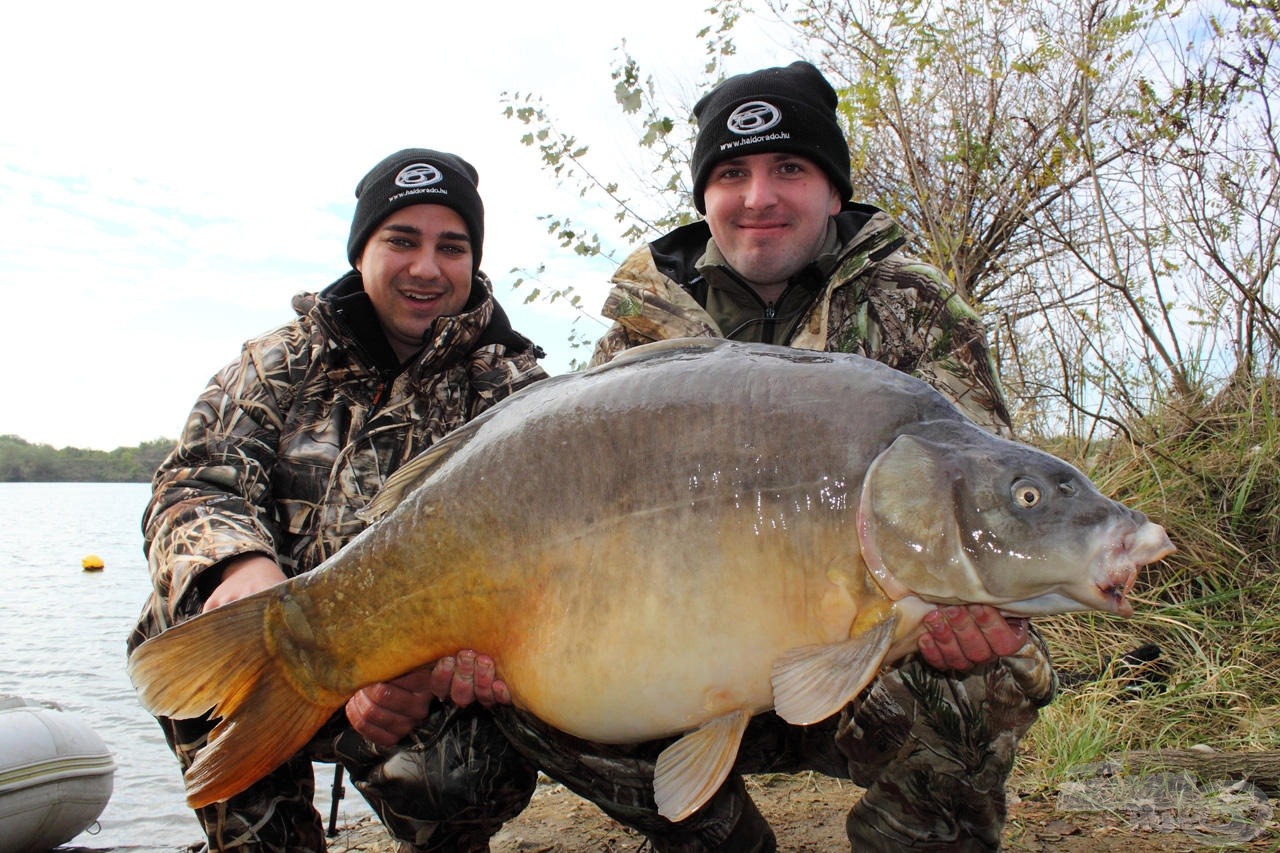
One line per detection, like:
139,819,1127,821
653,709,750,822
770,614,899,725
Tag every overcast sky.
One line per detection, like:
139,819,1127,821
1,1,797,449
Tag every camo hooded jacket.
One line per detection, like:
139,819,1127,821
590,203,1013,436
128,271,547,651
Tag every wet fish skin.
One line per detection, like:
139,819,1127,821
127,337,1174,821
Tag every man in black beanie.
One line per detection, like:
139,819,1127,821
492,62,1057,851
130,148,548,852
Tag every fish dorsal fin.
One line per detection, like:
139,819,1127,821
653,709,750,822
771,614,900,725
357,421,484,524
593,337,725,372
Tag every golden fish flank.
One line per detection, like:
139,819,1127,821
127,337,1175,822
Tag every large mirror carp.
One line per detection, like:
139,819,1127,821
129,338,1174,821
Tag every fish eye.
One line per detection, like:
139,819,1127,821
1011,479,1042,509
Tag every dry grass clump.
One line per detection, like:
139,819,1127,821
1018,377,1280,785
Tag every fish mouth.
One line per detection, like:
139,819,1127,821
1088,520,1175,616
1096,575,1137,616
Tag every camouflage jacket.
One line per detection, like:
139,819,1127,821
591,204,1012,435
128,272,547,651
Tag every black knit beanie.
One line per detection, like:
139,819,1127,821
690,61,852,213
346,149,485,272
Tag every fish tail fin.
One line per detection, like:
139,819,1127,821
183,670,335,807
127,594,338,808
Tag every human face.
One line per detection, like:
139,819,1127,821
356,204,474,362
702,152,842,294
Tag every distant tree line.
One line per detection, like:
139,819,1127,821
0,434,174,482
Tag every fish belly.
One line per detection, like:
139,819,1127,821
488,534,868,742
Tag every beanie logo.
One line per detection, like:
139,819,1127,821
394,163,444,189
727,101,782,135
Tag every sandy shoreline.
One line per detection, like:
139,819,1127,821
62,770,1266,852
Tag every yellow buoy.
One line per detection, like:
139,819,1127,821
82,554,105,572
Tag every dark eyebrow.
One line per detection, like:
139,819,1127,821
381,223,471,243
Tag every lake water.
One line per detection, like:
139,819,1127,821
0,482,372,852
